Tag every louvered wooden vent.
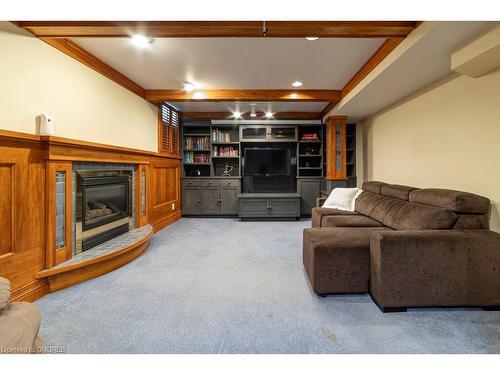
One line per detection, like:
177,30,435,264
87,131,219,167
159,103,180,155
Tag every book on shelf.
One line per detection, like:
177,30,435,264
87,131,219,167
184,136,209,150
183,151,209,164
212,146,239,157
211,128,232,143
301,133,319,141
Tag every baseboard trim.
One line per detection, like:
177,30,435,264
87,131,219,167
10,279,50,302
151,210,182,233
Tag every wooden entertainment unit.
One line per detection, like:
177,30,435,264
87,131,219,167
180,119,357,219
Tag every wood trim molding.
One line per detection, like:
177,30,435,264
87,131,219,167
146,90,341,103
46,161,73,267
17,21,417,38
341,37,404,98
40,37,146,98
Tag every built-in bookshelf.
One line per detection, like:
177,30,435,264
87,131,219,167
182,125,212,177
297,125,323,177
182,122,241,177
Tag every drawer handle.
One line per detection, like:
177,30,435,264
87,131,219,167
208,182,212,184
228,182,231,185
189,182,193,185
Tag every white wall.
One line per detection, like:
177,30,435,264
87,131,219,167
0,23,158,152
361,69,500,232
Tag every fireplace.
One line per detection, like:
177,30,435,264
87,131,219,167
75,170,133,253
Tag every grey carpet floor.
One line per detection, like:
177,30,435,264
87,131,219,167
37,218,500,353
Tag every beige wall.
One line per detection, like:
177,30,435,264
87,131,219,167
0,23,158,152
361,69,500,232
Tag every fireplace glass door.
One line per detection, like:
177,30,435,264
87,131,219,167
82,176,130,231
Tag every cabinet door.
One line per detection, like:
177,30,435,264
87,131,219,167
269,126,297,141
240,125,268,142
182,186,201,214
298,179,321,215
201,186,220,214
220,186,238,215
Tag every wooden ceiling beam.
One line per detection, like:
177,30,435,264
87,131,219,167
40,37,146,98
341,37,404,98
17,21,417,38
146,90,341,103
182,111,322,120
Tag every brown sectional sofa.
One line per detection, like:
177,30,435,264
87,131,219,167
303,181,500,312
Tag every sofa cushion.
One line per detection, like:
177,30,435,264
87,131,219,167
311,206,358,228
0,302,41,352
452,214,489,230
380,184,418,201
303,227,391,294
355,191,458,230
409,188,490,214
0,276,10,311
322,214,385,228
361,181,388,194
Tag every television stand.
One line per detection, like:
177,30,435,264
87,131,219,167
238,193,301,220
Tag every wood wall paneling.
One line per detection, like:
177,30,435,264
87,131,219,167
0,131,182,301
0,163,15,256
0,136,48,301
46,161,73,268
148,158,181,232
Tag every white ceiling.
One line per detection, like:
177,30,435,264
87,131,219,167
72,37,386,90
168,101,328,113
328,21,499,122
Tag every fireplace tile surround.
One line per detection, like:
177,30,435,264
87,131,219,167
71,163,137,255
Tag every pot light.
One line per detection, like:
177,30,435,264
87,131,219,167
184,82,195,92
250,105,257,117
305,36,319,41
265,107,273,118
233,108,242,119
131,34,153,48
292,81,303,87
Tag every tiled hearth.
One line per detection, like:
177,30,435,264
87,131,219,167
49,225,152,269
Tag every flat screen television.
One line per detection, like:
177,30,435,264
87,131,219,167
244,148,290,176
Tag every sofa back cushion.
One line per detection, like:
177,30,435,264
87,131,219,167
355,191,458,230
380,184,418,201
361,181,388,195
409,188,490,214
452,214,489,230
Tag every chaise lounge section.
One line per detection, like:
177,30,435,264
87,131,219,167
303,181,500,311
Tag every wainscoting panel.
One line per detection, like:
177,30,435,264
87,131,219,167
149,158,181,232
0,130,182,301
0,135,48,301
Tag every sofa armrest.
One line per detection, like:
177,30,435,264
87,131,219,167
316,197,326,207
370,230,500,308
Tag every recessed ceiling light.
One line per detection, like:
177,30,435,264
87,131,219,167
192,92,204,100
305,36,319,41
184,82,195,92
292,81,303,87
131,34,153,48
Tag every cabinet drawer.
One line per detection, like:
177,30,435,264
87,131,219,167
201,179,220,187
182,179,201,187
220,179,240,188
